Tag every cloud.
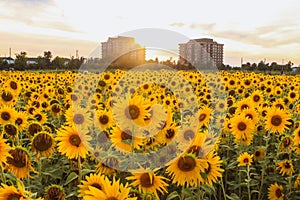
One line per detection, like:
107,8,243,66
189,23,216,31
0,0,79,33
169,22,185,27
187,22,300,48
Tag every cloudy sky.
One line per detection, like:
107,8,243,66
0,0,299,66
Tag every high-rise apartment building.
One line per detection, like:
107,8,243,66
179,38,223,67
101,36,145,65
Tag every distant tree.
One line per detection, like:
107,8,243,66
44,51,52,68
52,56,65,69
14,51,27,70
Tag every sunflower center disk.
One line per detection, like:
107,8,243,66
1,112,11,121
275,188,282,198
177,156,196,172
166,129,175,139
33,134,53,151
91,183,102,190
125,105,140,120
7,194,22,200
4,124,17,136
7,149,27,168
183,130,195,141
99,115,109,124
199,114,207,121
140,173,154,188
73,114,85,124
2,92,13,101
237,122,247,131
271,115,282,126
121,131,132,140
69,135,81,147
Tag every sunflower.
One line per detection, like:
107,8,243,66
0,182,30,200
45,185,65,200
30,110,48,124
94,109,115,131
166,153,208,187
0,90,16,106
156,123,179,145
113,94,151,130
31,131,55,158
27,121,43,137
287,90,299,103
280,136,293,152
197,106,212,128
237,152,253,167
6,146,35,179
265,108,291,134
0,135,10,169
65,105,92,129
78,173,106,197
276,160,294,176
250,90,264,105
294,174,300,189
50,103,63,116
83,177,135,200
14,111,28,131
268,183,284,200
187,131,212,158
253,148,265,162
110,126,143,153
240,108,259,124
293,127,300,143
202,151,224,186
2,123,18,139
96,161,117,176
56,125,91,159
230,115,255,145
0,105,16,124
126,171,168,199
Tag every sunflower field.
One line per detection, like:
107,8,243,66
0,69,300,200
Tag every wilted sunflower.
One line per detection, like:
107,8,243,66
45,185,65,200
268,183,284,200
276,160,294,176
2,123,18,139
0,135,10,169
0,182,30,200
237,152,253,167
166,153,208,187
113,94,151,130
83,177,135,200
126,171,168,200
31,131,55,158
56,125,91,159
78,173,106,197
6,146,35,179
265,108,291,134
27,121,43,137
202,151,224,186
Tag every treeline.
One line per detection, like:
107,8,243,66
0,51,85,70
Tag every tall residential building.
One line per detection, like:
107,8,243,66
179,38,223,67
101,36,145,65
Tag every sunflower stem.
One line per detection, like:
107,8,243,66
0,167,6,183
220,176,227,200
258,131,270,200
78,155,82,183
246,165,251,200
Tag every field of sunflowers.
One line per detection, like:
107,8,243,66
0,69,300,200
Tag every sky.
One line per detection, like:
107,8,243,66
0,0,300,67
